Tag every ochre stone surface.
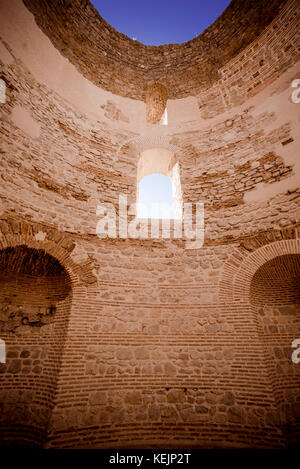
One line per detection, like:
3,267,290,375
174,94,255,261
0,0,299,449
146,83,168,124
23,0,287,101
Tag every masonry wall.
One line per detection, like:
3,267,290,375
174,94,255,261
0,246,72,446
22,0,290,101
250,253,300,446
0,0,299,448
45,238,285,448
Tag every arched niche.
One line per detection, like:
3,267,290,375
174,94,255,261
249,251,300,447
250,253,300,334
0,245,72,447
0,245,71,333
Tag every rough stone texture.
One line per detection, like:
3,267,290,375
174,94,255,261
23,0,288,101
0,0,299,450
100,100,130,123
146,83,168,124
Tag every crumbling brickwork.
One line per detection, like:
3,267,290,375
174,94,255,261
23,0,288,101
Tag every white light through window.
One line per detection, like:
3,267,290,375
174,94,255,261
136,148,182,220
137,173,174,219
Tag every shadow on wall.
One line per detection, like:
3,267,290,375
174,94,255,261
250,253,300,447
0,245,72,447
251,254,300,335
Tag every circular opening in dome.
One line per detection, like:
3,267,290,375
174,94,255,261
91,0,231,45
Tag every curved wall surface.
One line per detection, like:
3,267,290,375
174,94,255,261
23,0,288,100
0,0,299,448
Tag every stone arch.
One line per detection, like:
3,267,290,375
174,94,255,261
0,219,97,447
219,238,300,304
0,237,78,287
137,147,178,182
117,134,179,159
0,219,97,287
0,245,72,333
250,253,300,335
219,236,300,447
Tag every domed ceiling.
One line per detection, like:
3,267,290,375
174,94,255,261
23,0,288,100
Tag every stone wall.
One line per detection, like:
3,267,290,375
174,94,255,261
146,83,168,124
0,245,72,446
250,252,300,446
23,0,288,101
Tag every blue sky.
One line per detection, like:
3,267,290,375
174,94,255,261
90,1,231,216
138,174,174,219
90,0,231,45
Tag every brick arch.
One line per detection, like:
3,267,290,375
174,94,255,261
0,219,97,288
219,238,300,304
0,221,88,448
118,135,179,158
137,147,178,182
0,237,77,288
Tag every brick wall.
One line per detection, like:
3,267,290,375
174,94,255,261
23,0,288,101
0,245,72,447
250,253,300,446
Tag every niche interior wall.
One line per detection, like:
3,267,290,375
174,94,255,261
0,0,299,448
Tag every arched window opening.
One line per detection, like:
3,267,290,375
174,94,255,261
136,148,182,219
138,173,174,219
